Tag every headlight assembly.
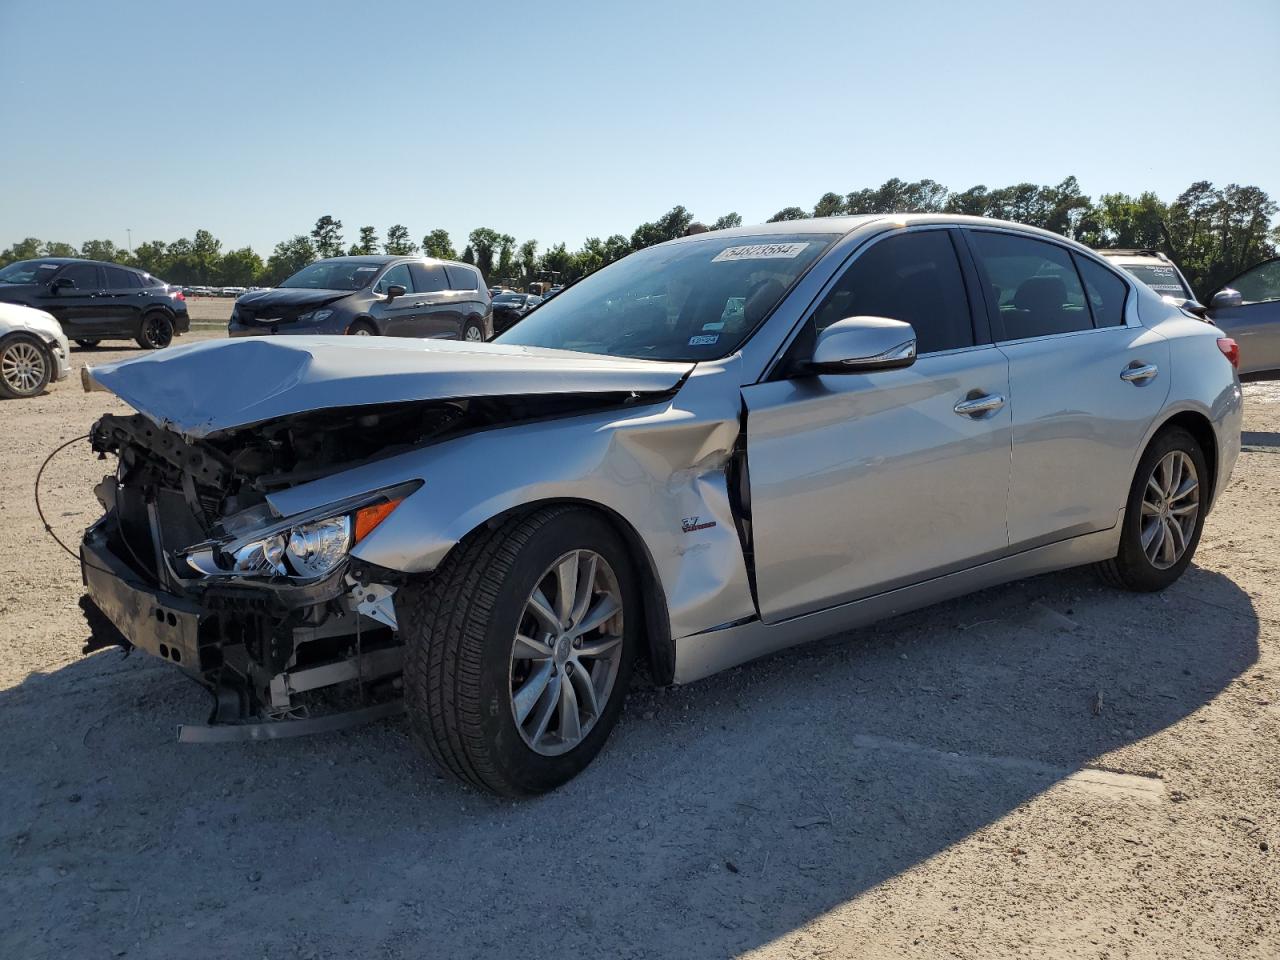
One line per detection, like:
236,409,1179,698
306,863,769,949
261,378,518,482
182,484,417,582
297,309,334,324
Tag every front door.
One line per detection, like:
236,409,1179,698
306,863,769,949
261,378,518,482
42,262,105,337
744,227,1012,622
1208,257,1280,377
100,265,146,337
963,229,1170,549
370,263,423,336
409,262,461,338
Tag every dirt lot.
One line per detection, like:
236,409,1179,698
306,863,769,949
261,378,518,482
1,337,1277,960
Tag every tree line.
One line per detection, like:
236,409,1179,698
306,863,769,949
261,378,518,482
2,177,1275,298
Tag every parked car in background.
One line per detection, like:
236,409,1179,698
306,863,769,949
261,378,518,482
0,258,190,349
228,255,492,340
1100,249,1280,377
0,301,70,398
1098,249,1195,301
79,215,1241,795
490,291,542,335
1203,257,1280,378
190,285,214,297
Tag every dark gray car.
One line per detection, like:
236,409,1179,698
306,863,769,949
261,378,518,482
229,256,492,341
1204,257,1280,378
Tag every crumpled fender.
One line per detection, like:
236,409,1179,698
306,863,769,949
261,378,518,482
266,363,757,641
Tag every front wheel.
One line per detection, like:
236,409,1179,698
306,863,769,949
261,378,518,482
136,312,174,349
1096,426,1207,591
400,506,637,796
347,320,377,336
0,333,51,399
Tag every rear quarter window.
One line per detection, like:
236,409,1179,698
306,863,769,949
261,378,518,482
444,265,480,291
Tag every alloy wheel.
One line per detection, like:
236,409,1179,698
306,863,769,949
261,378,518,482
1,341,46,394
464,325,483,342
1140,449,1200,570
143,314,173,348
509,549,625,756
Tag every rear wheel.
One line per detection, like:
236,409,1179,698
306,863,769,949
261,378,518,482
462,320,485,342
136,312,174,349
1096,426,1207,591
0,333,52,399
75,338,101,349
400,506,637,796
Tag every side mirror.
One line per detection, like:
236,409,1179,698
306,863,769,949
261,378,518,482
384,284,406,302
51,276,75,292
807,316,917,374
1209,287,1243,310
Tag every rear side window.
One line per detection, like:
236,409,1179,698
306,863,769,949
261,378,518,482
1074,256,1128,327
410,263,449,293
443,264,479,291
104,266,141,289
968,231,1091,340
58,263,100,290
812,229,975,354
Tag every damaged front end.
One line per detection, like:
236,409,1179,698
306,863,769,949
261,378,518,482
79,407,440,738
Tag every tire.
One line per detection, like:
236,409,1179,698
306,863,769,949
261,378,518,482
462,320,485,343
347,320,377,336
400,506,638,796
1096,426,1208,592
0,333,52,399
75,338,101,349
135,312,174,350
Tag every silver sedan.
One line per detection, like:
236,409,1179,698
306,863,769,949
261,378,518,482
78,214,1243,795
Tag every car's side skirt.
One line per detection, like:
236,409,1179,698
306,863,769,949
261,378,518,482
671,525,1121,684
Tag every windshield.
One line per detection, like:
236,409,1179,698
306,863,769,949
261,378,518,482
280,260,383,291
496,234,835,360
494,293,526,305
1120,263,1192,299
0,260,58,284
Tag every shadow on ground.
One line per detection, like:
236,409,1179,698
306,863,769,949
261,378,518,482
0,564,1259,959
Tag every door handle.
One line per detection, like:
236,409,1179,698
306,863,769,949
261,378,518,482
953,393,1006,418
412,302,427,308
1120,362,1159,384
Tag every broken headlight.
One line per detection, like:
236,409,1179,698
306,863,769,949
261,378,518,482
183,484,418,582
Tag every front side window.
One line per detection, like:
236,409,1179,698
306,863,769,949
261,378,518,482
58,263,100,290
1075,256,1128,327
1226,259,1280,305
969,231,1091,340
811,230,975,353
374,263,414,294
497,233,835,361
280,260,383,291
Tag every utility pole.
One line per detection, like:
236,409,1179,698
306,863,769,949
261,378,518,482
126,228,132,256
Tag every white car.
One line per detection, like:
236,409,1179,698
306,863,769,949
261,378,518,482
0,302,70,399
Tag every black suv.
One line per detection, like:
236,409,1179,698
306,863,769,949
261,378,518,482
229,256,493,340
0,258,191,349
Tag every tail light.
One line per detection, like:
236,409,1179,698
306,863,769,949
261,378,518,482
1217,337,1239,369
170,290,186,302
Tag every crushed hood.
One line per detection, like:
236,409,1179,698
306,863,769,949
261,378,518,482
235,288,350,311
82,336,693,439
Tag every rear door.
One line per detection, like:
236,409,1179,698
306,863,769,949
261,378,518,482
42,262,105,336
964,229,1170,549
743,227,1012,621
1208,257,1280,376
409,262,459,338
100,266,146,336
443,264,485,339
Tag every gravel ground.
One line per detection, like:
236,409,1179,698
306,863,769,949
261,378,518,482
1,339,1276,959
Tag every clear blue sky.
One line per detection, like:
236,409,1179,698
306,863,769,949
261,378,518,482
2,0,1277,256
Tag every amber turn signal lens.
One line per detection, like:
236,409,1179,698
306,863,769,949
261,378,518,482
353,498,403,542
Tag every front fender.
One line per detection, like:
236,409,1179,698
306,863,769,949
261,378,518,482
266,366,758,641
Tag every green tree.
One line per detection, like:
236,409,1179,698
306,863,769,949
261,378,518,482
630,206,693,250
217,247,264,285
311,215,344,259
468,228,505,278
351,226,380,255
0,237,43,266
518,239,539,284
767,206,807,222
944,185,993,216
711,212,743,229
846,178,947,215
80,239,127,262
812,193,845,218
1094,191,1168,249
129,240,169,276
264,235,317,284
460,245,475,265
422,229,456,259
495,233,517,282
384,224,418,255
42,241,79,258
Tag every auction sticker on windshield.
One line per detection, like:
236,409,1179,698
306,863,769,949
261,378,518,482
712,242,810,263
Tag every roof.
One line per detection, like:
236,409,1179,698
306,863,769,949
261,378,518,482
316,254,476,268
15,257,147,272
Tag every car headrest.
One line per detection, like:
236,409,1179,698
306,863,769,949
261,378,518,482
1013,276,1067,313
